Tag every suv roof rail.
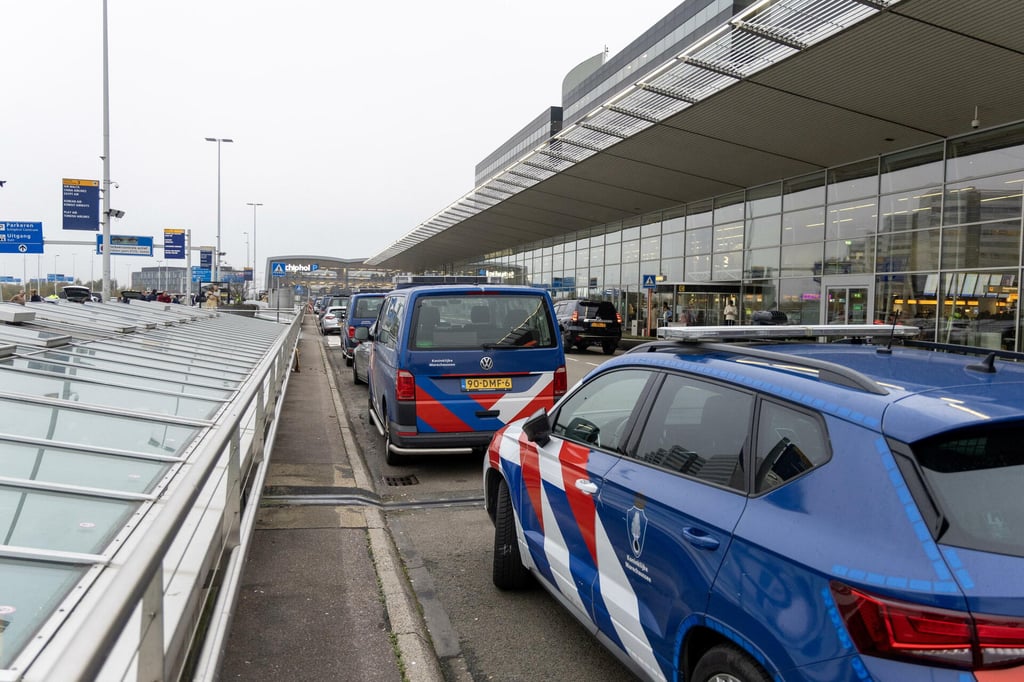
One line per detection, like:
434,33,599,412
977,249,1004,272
633,324,904,395
656,324,920,342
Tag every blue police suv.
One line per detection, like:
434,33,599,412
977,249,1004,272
484,323,1024,682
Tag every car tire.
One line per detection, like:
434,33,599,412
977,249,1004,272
492,478,531,590
691,644,770,682
602,340,617,355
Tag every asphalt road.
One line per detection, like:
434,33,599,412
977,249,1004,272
328,338,635,680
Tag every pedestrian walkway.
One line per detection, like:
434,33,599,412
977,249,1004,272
219,315,442,681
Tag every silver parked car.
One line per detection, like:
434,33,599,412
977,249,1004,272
351,325,372,384
319,305,346,335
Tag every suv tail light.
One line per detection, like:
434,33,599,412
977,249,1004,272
831,581,1024,670
396,370,416,401
554,365,567,398
571,310,579,322
616,311,622,323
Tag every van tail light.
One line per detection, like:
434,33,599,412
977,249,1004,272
554,365,567,398
831,581,1024,670
571,310,579,323
347,326,355,339
396,370,416,401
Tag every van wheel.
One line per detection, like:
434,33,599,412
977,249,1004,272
492,478,531,590
691,644,770,682
384,425,403,466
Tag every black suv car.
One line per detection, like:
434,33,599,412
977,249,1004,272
553,299,621,354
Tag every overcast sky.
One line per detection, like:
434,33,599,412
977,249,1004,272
1,1,681,287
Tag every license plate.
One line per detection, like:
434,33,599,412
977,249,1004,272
462,377,512,391
590,321,606,328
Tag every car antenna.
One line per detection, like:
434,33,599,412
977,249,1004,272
877,310,900,355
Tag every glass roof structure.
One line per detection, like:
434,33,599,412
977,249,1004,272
367,0,901,267
0,299,300,680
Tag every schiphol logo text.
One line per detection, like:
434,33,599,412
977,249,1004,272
274,263,320,273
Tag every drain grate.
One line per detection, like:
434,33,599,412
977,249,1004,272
383,475,420,487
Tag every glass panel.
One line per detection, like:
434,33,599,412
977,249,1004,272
640,236,660,260
713,222,743,252
714,191,745,224
746,214,781,248
880,142,944,194
826,199,878,241
663,210,686,233
747,182,782,218
621,240,640,264
712,252,742,282
0,399,199,457
941,222,1021,269
827,158,879,203
778,277,821,325
824,238,872,274
783,171,826,212
781,207,825,245
0,367,222,420
0,486,138,553
686,227,712,255
878,187,943,233
662,257,684,282
641,215,662,238
746,248,779,280
662,231,685,258
0,559,84,669
780,243,821,278
946,122,1024,183
593,242,607,266
684,255,711,282
877,228,940,273
0,441,171,493
943,173,1024,226
687,199,714,228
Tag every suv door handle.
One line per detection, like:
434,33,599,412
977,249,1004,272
575,479,598,495
682,527,720,550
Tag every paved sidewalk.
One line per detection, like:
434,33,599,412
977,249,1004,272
219,315,442,681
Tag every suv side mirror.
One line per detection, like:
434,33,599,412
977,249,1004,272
522,408,552,446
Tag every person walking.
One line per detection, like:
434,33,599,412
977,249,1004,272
660,302,673,326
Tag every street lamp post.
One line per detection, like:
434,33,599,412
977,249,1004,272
156,259,164,291
246,202,263,295
53,255,59,295
205,137,233,283
242,231,249,297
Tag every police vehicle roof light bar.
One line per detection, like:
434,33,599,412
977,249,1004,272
657,324,921,342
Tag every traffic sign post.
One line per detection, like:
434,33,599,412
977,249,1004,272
0,222,44,254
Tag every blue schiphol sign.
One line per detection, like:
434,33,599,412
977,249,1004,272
164,229,185,259
62,178,100,231
0,221,44,254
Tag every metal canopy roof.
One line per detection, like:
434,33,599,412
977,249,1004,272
367,0,1024,271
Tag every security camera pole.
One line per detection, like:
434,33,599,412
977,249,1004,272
100,0,112,302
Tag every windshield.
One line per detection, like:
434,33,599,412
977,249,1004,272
909,421,1024,556
410,294,556,349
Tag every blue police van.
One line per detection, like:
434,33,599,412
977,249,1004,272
366,283,566,465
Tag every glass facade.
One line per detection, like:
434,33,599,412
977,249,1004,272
462,120,1024,351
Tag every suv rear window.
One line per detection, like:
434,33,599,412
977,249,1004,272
410,294,556,350
578,301,618,320
906,422,1024,556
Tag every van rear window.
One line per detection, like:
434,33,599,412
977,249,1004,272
410,295,556,350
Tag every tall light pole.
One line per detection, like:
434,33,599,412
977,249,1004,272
205,137,233,283
246,201,262,294
53,255,59,295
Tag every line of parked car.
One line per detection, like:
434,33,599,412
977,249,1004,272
326,283,1024,682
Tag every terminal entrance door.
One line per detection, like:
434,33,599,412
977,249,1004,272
822,276,873,325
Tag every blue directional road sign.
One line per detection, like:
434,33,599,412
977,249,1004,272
642,274,658,289
0,221,44,254
164,229,186,259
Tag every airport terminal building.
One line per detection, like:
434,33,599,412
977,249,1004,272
367,0,1024,349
